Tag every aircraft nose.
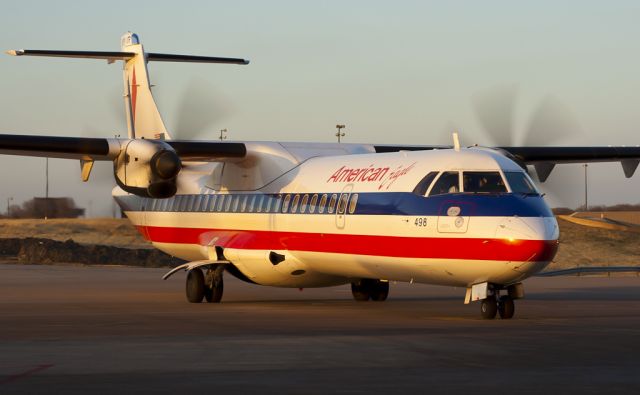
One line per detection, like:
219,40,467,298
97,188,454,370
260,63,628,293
495,216,559,265
496,216,558,241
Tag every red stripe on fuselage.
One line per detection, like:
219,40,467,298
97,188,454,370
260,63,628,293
136,225,558,262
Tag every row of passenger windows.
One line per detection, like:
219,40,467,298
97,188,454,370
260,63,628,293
144,193,359,215
412,171,537,197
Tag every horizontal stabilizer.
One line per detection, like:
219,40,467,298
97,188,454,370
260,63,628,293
147,53,249,65
6,49,249,65
6,49,135,61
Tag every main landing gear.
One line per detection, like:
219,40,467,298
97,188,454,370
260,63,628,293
351,279,389,301
186,265,225,303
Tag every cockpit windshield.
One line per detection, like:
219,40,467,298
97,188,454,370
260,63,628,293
463,171,507,193
429,172,460,196
504,171,538,195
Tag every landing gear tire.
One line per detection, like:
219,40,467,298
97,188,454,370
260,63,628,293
351,279,389,302
480,295,498,320
371,281,389,302
498,295,515,319
186,268,205,303
204,265,224,303
351,281,371,301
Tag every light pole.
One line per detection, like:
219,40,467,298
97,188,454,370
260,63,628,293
335,124,345,143
6,197,12,218
583,163,588,211
45,157,49,219
219,128,228,141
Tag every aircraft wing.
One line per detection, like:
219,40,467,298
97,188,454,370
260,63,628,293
0,134,247,162
375,144,640,181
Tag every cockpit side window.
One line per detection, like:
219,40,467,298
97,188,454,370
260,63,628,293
429,172,460,196
463,171,507,193
504,171,538,194
412,171,439,196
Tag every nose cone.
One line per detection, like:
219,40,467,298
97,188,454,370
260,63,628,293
496,216,558,242
495,216,559,275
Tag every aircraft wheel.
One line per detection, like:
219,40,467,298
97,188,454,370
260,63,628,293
480,295,498,320
204,266,224,303
351,280,371,301
371,281,389,301
186,268,205,303
498,295,515,319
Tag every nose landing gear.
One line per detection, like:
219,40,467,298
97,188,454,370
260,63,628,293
469,282,522,320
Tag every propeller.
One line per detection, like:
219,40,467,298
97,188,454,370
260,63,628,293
109,77,235,141
472,86,581,147
171,78,235,141
471,86,583,208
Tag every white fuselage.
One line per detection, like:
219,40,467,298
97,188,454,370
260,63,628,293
116,146,559,289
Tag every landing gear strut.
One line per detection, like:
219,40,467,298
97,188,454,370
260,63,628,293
351,279,389,301
185,265,225,303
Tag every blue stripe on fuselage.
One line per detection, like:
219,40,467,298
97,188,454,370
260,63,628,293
114,191,553,218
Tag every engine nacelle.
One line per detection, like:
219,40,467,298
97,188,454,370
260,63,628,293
114,139,182,198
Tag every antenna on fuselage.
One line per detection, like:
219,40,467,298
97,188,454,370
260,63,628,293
452,132,461,152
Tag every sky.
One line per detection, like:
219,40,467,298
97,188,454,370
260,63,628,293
1,0,639,216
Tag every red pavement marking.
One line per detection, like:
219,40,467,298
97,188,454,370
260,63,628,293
0,364,53,385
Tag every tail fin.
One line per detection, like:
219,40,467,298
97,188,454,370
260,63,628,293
7,32,249,141
120,32,169,140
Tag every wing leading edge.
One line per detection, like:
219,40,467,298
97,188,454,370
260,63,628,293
0,134,247,162
375,144,640,181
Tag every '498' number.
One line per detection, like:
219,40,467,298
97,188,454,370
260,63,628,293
414,217,427,227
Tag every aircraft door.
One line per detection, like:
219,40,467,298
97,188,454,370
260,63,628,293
437,201,473,234
336,184,354,229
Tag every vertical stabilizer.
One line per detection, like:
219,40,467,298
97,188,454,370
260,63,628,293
121,33,171,140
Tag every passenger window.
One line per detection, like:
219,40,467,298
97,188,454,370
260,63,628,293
208,195,217,211
275,195,284,213
231,196,239,212
256,195,264,213
504,171,538,194
318,194,328,214
240,195,248,212
309,194,318,214
225,195,233,212
217,195,225,212
429,172,460,196
248,196,256,212
413,172,439,196
264,196,273,213
199,196,208,211
281,195,290,213
327,194,338,214
291,195,300,213
463,172,507,193
348,193,358,214
300,194,309,214
178,196,188,211
337,194,349,214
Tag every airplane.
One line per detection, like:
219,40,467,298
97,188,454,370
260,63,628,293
3,32,640,319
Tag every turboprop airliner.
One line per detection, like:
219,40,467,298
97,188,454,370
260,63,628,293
3,32,640,319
